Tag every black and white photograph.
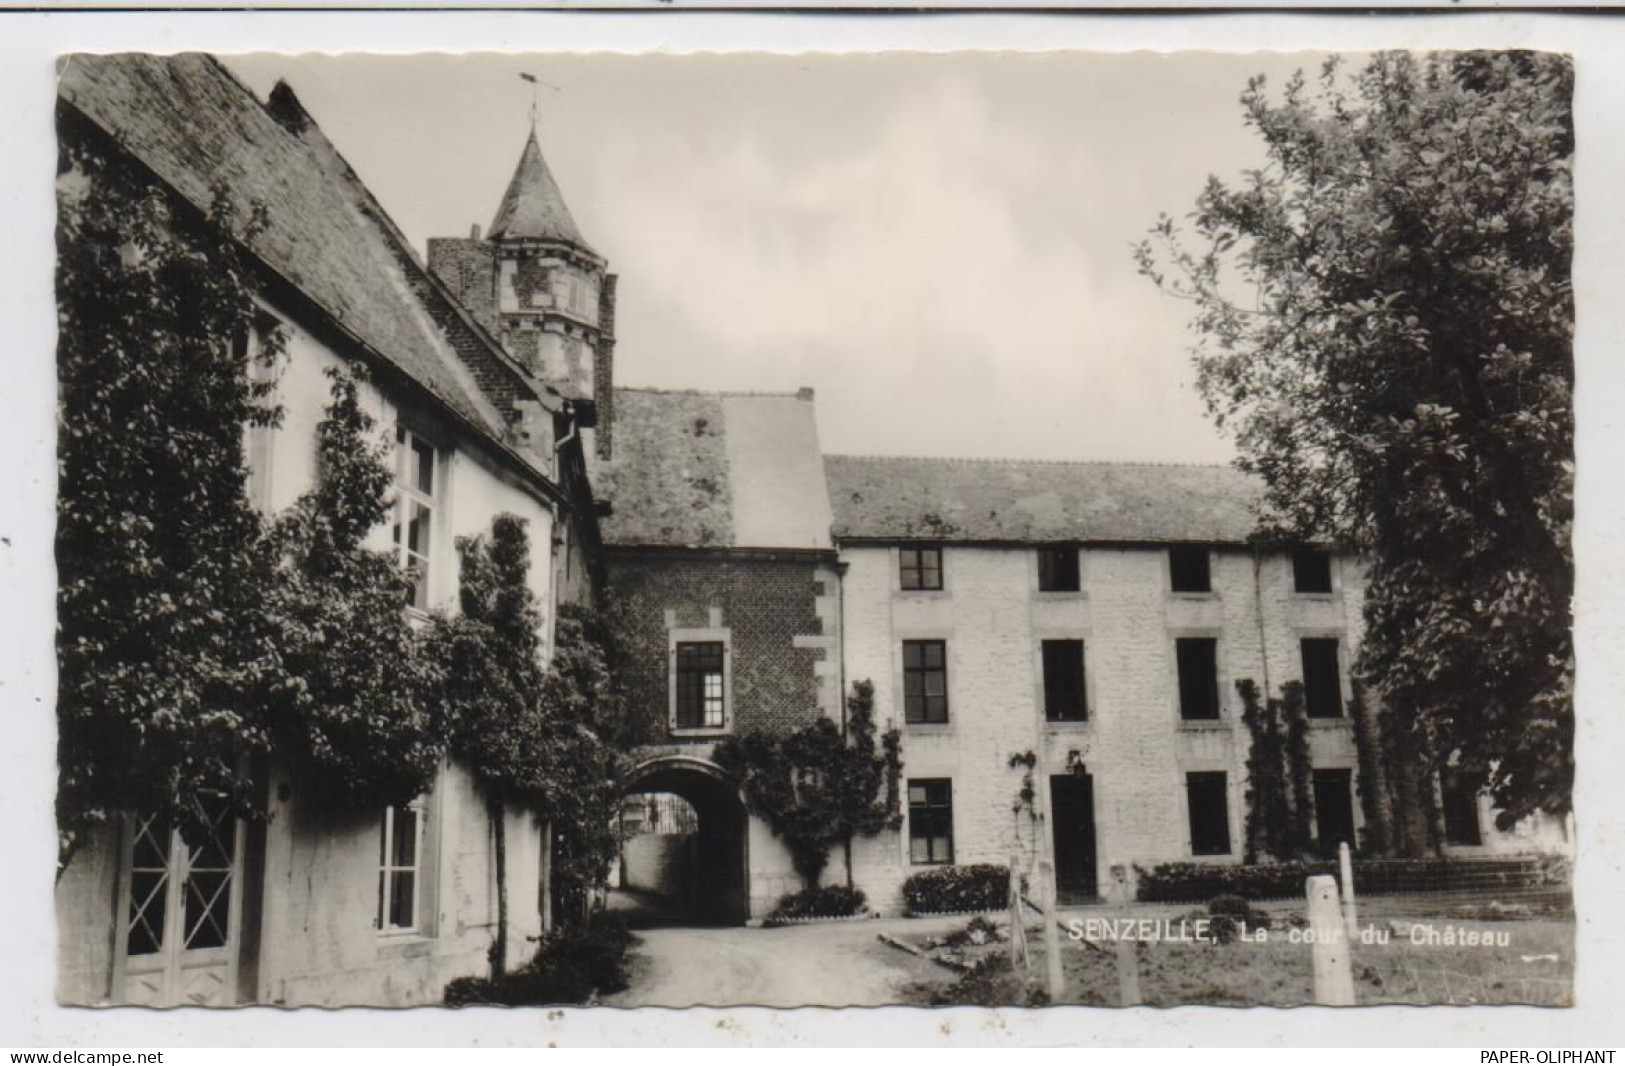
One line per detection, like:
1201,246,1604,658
45,43,1578,1015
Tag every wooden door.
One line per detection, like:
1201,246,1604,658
1313,769,1357,858
1050,774,1098,904
116,803,244,1006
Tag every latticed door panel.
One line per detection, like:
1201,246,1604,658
117,800,244,1006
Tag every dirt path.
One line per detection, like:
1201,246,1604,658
603,919,951,1008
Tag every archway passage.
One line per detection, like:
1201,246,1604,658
614,758,749,927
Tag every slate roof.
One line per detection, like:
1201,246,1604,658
58,53,508,441
591,388,834,551
824,455,1266,545
487,128,591,250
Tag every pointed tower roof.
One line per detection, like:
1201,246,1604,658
487,127,589,248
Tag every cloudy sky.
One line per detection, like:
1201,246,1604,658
224,51,1324,465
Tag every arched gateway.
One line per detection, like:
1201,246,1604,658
618,756,750,926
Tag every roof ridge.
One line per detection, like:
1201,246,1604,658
824,453,1241,472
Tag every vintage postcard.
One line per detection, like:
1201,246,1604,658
47,43,1579,1025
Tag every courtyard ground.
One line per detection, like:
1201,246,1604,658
598,898,1575,1008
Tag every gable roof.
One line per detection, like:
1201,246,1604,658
487,128,591,249
58,53,508,442
590,387,833,551
824,455,1266,545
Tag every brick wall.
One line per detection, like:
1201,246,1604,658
425,238,497,334
607,550,833,747
839,543,1366,914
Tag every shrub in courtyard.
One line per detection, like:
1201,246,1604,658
767,884,867,922
444,915,634,1006
902,863,1012,915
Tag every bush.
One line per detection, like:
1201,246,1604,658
1137,857,1563,904
445,915,633,1006
902,863,1012,915
768,884,867,922
923,953,1048,1008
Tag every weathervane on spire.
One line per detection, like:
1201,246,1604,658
518,71,560,132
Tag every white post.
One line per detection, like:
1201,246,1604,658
1008,853,1028,971
1338,840,1358,938
1038,857,1065,1001
1307,874,1355,1005
1110,864,1141,1007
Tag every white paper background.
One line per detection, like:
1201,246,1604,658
2,7,1621,1048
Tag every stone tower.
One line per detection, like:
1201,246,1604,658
429,127,617,456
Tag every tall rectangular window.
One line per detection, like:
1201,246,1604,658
899,546,943,591
908,779,954,865
1176,637,1221,720
1441,769,1484,847
1186,772,1232,856
1042,640,1087,722
902,640,949,724
1038,546,1080,592
378,799,424,934
393,427,436,611
1293,549,1334,594
1169,547,1212,593
1312,769,1356,856
675,641,726,729
1301,638,1345,719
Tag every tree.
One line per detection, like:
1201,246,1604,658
55,130,284,869
264,368,445,812
1137,52,1573,834
714,680,902,890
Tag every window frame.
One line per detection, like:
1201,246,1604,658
674,641,727,730
1168,546,1213,594
1037,545,1081,593
668,627,733,736
1185,771,1233,857
377,796,426,936
393,425,440,613
1292,548,1335,595
1174,635,1223,722
901,639,951,725
907,778,955,866
1300,637,1346,720
898,545,944,592
1041,639,1088,723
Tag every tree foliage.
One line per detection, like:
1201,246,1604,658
425,517,627,930
1138,52,1574,828
55,131,285,863
714,680,903,890
264,368,444,811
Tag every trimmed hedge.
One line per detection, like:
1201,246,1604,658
902,863,1012,915
1136,856,1570,904
769,884,868,921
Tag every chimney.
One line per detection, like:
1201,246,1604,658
469,223,482,240
594,274,618,460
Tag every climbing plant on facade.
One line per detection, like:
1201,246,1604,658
714,680,903,891
55,131,285,870
264,367,446,812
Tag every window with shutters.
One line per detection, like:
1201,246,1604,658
1185,772,1232,856
902,640,949,724
1042,639,1087,722
1175,637,1221,721
907,779,954,865
1301,638,1345,719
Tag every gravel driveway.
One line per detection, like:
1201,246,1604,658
602,917,955,1008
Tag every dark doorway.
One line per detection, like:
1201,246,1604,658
1050,773,1097,904
1313,769,1357,857
614,759,749,927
